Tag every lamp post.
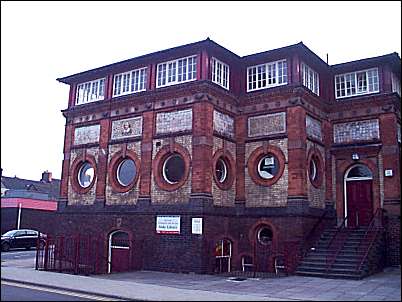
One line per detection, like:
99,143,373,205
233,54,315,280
17,202,22,229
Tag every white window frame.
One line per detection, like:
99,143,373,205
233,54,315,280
112,67,147,97
211,57,230,90
301,63,319,95
391,73,401,96
335,68,379,99
247,59,287,92
75,78,105,105
156,55,197,88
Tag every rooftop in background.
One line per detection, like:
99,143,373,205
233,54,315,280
1,170,60,201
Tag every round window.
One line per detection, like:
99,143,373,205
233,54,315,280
162,153,185,184
257,227,273,245
215,158,228,183
78,162,94,188
117,158,136,187
257,154,279,179
309,157,317,182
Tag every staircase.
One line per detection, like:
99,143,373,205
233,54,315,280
295,217,385,280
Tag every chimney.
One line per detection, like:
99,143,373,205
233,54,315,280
41,170,52,183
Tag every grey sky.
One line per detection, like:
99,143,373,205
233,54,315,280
1,1,401,181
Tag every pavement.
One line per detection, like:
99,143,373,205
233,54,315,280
1,253,401,301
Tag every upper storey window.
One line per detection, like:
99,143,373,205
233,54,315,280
301,63,319,95
335,68,379,99
211,57,229,90
391,73,401,96
247,59,287,92
156,55,197,88
76,78,105,105
113,67,147,97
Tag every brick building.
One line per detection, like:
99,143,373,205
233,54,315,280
55,38,400,276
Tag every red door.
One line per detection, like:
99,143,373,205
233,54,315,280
111,247,130,273
346,180,373,228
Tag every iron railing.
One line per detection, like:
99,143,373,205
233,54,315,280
325,215,349,272
355,208,384,273
36,234,106,275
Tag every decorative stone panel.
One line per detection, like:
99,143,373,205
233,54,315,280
151,135,192,204
213,110,234,138
67,147,99,205
306,141,325,209
156,109,192,135
212,137,236,206
333,119,379,144
248,112,286,138
74,125,100,145
245,139,288,207
306,115,322,141
105,142,141,205
111,117,142,140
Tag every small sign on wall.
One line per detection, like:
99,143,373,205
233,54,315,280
156,216,181,234
385,169,393,177
192,218,203,235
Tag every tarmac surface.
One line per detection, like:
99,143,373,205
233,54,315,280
1,252,401,301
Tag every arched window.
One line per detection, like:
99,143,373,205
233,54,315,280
346,164,373,179
257,226,273,245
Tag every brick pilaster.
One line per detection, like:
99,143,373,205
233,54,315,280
95,119,111,203
379,113,400,215
287,106,307,199
191,101,214,195
139,111,155,198
235,115,246,203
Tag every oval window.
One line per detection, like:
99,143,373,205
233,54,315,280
117,158,136,187
257,227,273,245
78,162,94,188
162,154,185,184
215,158,228,183
257,154,279,179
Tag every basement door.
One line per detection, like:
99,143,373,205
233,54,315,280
108,231,130,273
345,165,373,228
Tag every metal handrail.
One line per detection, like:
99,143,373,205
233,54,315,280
355,208,383,272
325,215,348,272
301,210,328,257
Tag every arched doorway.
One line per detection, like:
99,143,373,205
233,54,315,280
108,230,130,273
344,164,373,228
254,225,273,272
214,239,232,273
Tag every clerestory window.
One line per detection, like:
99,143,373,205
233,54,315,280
211,57,230,90
113,67,147,97
76,78,105,105
247,59,287,92
156,55,197,88
335,68,379,99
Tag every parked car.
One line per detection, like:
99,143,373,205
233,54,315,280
1,229,47,252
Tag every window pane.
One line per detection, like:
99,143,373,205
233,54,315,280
258,154,279,179
117,159,136,186
215,158,227,183
163,154,185,184
78,162,94,188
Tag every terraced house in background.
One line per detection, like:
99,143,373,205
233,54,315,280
53,38,400,278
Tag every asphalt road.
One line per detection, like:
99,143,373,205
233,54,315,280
1,282,98,301
1,249,37,261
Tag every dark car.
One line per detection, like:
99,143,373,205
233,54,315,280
1,229,46,252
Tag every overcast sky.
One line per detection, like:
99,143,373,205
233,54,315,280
1,1,401,181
